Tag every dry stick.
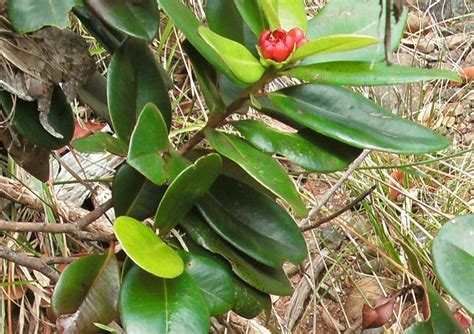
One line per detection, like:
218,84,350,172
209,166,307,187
76,198,113,230
300,185,376,232
300,150,371,227
0,247,59,282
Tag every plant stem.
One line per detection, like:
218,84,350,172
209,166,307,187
178,68,277,154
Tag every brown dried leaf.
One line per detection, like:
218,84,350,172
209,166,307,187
362,297,396,329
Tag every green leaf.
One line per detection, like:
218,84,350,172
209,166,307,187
266,84,450,153
114,216,184,278
232,0,266,37
120,266,210,333
179,251,235,316
71,132,127,156
157,0,243,84
432,215,474,315
8,0,82,33
197,176,307,267
274,0,307,32
52,252,120,334
290,34,379,62
112,163,166,220
206,0,244,43
232,120,362,172
182,41,226,115
180,211,293,295
127,103,169,185
108,38,171,142
303,0,407,64
155,154,222,235
199,27,265,84
285,61,462,85
205,129,307,217
85,0,159,41
259,0,280,30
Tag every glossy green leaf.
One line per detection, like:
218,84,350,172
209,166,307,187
127,103,168,185
180,211,293,295
232,0,266,37
275,0,307,32
302,0,407,64
432,215,474,315
182,41,226,115
52,252,120,334
259,0,280,30
71,132,127,156
206,0,244,43
179,251,235,316
120,266,209,333
86,0,159,41
205,129,307,217
290,34,378,62
405,281,465,334
114,216,184,278
108,38,171,142
199,27,265,84
112,163,166,220
11,86,74,150
233,120,362,172
8,0,81,33
285,61,462,85
197,176,307,267
266,84,450,153
157,0,243,84
154,154,222,234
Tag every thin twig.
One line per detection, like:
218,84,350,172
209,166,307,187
300,185,376,232
0,248,59,282
300,150,371,227
76,198,113,229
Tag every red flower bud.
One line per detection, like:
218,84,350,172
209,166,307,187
259,28,307,62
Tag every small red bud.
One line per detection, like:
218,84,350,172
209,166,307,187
259,27,307,62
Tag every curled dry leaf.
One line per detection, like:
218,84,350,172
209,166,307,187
388,169,404,200
362,297,397,329
450,66,474,86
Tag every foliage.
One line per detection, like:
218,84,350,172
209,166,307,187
1,0,463,332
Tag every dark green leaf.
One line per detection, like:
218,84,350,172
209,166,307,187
206,0,244,43
205,129,307,217
232,0,266,37
8,0,81,33
180,211,293,295
232,120,361,172
71,132,127,156
120,266,210,333
108,38,171,142
157,0,243,85
266,84,449,153
285,61,462,85
11,86,74,150
199,27,265,84
179,251,235,316
302,0,407,64
112,163,166,220
127,103,169,185
52,251,120,334
290,34,378,62
155,154,222,235
197,176,307,267
86,0,159,41
114,216,184,278
432,215,474,314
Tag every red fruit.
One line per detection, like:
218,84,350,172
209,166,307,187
259,28,307,62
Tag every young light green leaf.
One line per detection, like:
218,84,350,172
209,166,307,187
52,251,120,334
198,27,265,84
259,0,280,30
266,84,450,153
71,132,128,156
285,61,462,85
205,129,307,217
232,0,266,37
127,103,168,185
275,0,307,32
114,216,184,279
120,266,209,333
232,120,361,172
85,0,159,41
432,215,474,314
154,154,222,235
290,34,379,62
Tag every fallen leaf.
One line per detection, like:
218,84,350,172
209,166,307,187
362,297,397,329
